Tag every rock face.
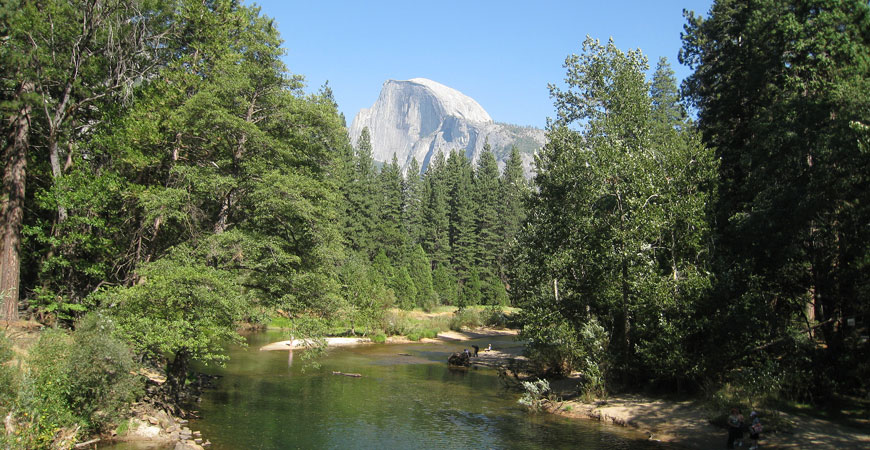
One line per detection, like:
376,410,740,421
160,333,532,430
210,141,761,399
349,78,545,174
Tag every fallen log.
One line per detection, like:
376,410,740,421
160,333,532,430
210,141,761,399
332,371,362,378
75,438,100,448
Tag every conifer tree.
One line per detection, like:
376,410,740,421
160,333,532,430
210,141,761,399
376,154,406,260
445,150,476,282
402,158,425,247
422,152,450,270
472,143,501,278
346,128,379,257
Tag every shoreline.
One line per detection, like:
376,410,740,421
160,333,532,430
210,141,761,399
546,390,870,449
257,327,519,351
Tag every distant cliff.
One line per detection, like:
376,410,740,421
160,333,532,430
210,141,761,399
349,78,545,174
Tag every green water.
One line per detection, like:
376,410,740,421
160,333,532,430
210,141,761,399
106,331,665,449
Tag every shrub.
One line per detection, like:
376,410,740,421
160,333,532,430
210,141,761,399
0,333,18,411
421,328,439,339
3,313,144,449
518,379,553,412
371,333,387,344
407,332,421,341
449,308,482,331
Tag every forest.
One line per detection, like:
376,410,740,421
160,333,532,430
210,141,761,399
1,0,868,448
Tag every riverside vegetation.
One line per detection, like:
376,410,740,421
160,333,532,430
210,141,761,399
1,0,869,448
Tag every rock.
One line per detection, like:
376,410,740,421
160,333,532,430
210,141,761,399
174,441,204,450
147,416,159,425
349,78,545,175
448,351,471,367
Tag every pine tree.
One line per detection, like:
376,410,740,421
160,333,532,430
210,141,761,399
402,157,425,247
499,146,528,282
472,143,501,278
346,128,379,257
376,154,406,260
422,152,450,270
408,244,436,310
445,150,476,282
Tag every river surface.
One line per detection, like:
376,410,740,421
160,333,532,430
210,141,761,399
105,330,666,449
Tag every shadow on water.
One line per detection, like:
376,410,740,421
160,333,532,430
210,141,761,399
102,331,668,450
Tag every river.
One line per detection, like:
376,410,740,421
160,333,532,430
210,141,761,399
105,330,665,449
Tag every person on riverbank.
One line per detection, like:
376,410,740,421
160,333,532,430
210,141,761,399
736,409,746,447
749,411,762,449
727,408,741,448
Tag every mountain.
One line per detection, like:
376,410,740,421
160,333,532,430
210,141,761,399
348,78,545,174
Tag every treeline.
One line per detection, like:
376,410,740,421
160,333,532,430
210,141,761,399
513,0,870,405
0,0,527,446
336,130,528,315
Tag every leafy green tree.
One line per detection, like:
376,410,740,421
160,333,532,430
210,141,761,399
98,250,248,400
515,37,715,384
681,0,870,394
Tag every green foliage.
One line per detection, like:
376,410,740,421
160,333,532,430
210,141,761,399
514,36,715,388
5,314,141,449
371,333,387,344
681,0,870,397
0,334,19,411
390,266,417,310
96,249,248,372
449,308,483,331
518,379,553,413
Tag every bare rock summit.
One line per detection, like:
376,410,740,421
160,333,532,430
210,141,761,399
349,78,545,174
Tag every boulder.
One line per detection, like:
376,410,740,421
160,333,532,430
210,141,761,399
448,351,471,367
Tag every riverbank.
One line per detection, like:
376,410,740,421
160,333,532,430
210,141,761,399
545,388,870,449
258,327,520,351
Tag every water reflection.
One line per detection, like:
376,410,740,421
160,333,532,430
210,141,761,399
102,331,667,450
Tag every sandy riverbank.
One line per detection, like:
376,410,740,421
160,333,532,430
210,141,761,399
548,391,870,449
258,327,520,351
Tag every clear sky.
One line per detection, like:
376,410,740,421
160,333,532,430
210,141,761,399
248,0,714,129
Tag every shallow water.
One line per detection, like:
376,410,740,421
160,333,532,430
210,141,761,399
104,331,665,449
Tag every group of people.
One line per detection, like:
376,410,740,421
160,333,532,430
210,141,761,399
727,408,763,449
463,344,493,358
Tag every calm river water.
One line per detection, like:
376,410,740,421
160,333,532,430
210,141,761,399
105,330,667,449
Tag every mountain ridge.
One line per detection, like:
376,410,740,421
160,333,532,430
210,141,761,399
349,78,545,174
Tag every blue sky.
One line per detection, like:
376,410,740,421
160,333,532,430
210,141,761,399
249,1,714,129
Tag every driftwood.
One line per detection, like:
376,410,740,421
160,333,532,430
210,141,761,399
75,438,100,448
332,371,362,378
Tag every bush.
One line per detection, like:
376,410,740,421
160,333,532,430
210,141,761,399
371,333,387,344
483,305,509,328
449,308,483,331
407,332,421,341
421,328,439,339
2,313,143,449
0,333,18,412
518,379,553,412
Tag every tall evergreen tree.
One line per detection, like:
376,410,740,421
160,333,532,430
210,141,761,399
499,146,528,282
376,154,406,260
346,127,379,257
422,152,450,270
681,0,870,393
445,150,476,282
402,157,425,247
472,143,501,278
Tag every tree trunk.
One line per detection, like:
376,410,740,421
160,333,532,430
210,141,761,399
0,82,33,322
